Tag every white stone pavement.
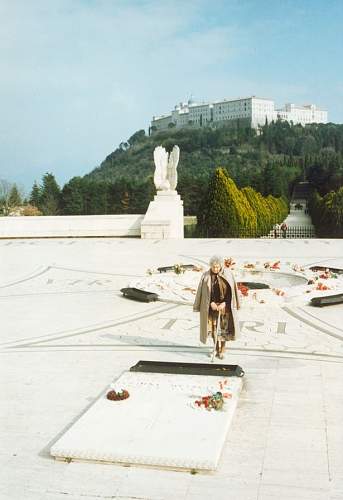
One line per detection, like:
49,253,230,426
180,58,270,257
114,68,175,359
1,237,343,500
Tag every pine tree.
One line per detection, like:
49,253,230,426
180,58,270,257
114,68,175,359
29,181,41,208
60,177,84,215
40,173,61,215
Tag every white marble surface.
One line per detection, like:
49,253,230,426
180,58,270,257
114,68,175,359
0,214,144,238
1,237,343,499
51,371,242,470
141,191,184,239
129,260,343,308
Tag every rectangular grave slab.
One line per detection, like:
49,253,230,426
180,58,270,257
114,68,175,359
120,287,159,302
50,371,243,471
311,292,343,307
130,360,245,377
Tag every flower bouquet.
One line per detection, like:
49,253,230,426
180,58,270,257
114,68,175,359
106,389,130,401
224,257,236,268
238,283,249,296
193,380,232,411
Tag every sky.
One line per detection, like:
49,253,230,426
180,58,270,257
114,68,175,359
1,0,342,195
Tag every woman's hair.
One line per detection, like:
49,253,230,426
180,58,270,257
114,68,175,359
209,255,223,268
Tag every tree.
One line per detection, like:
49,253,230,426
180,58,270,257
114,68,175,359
202,167,288,238
119,142,129,151
40,173,61,215
178,172,209,216
0,179,12,215
61,177,84,215
0,180,25,215
262,162,287,197
242,187,270,236
225,175,257,237
128,129,146,147
329,187,343,236
203,168,234,237
8,184,22,207
309,187,343,237
29,181,41,208
83,180,108,214
202,168,256,237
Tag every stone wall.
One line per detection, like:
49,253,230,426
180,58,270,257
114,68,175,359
0,214,144,238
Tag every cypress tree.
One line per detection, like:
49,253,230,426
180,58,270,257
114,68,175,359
242,187,268,236
225,176,257,237
203,168,236,237
330,187,343,236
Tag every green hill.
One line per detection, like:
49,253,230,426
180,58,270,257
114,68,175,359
29,121,343,220
80,121,343,215
85,123,297,191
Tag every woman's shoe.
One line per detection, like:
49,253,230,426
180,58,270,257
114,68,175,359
218,352,224,360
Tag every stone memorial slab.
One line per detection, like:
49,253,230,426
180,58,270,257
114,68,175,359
50,370,243,471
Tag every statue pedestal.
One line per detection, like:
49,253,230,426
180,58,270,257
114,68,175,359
141,191,184,239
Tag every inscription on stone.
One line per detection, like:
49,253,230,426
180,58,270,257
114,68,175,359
159,317,287,334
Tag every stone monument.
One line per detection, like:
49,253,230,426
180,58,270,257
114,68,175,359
141,145,184,239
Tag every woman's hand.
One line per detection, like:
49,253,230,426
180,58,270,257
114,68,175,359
218,302,226,312
210,302,218,311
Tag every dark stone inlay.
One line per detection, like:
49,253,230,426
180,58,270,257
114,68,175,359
130,360,245,377
121,287,158,302
311,293,343,307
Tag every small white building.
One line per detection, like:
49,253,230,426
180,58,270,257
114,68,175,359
150,96,328,132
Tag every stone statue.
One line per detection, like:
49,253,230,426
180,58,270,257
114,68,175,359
153,145,180,191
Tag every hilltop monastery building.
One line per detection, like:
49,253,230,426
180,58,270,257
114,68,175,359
150,96,327,132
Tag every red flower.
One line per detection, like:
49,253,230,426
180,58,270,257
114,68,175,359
238,283,249,296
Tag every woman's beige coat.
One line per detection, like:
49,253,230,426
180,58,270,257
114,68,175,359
193,268,241,344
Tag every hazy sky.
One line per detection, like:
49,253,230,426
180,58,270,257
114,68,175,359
1,0,342,194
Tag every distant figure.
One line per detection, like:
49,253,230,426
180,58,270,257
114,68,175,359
280,222,288,238
273,224,280,238
193,255,240,360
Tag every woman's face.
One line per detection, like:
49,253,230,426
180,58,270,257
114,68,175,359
210,263,221,274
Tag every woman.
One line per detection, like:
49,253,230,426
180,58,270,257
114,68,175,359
193,255,240,359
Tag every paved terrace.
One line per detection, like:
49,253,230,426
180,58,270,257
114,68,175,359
283,209,313,228
1,237,343,500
